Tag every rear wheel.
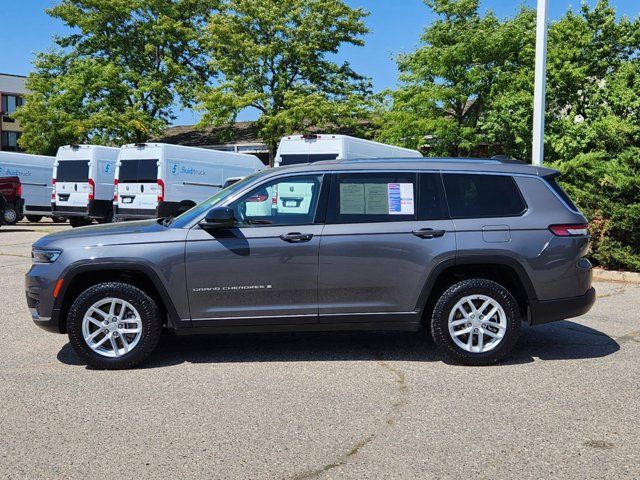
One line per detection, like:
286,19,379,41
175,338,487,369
51,216,67,223
430,279,521,366
97,208,113,224
3,207,19,225
69,217,92,228
67,282,162,369
26,215,43,223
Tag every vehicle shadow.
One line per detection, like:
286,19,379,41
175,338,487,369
56,320,620,369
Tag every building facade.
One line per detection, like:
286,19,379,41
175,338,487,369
0,73,27,152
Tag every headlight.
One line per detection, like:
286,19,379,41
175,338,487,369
32,249,62,264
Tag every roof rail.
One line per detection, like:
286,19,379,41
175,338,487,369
337,157,515,165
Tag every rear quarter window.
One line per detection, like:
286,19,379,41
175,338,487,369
443,173,527,218
546,177,579,211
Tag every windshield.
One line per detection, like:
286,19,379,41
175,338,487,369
168,169,270,228
57,160,89,182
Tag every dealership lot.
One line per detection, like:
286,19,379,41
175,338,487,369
1,221,638,479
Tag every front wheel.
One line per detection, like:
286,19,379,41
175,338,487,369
26,215,43,223
51,216,67,223
67,282,163,369
430,279,521,366
3,207,19,225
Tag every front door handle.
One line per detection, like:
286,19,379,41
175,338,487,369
412,228,446,239
279,232,314,243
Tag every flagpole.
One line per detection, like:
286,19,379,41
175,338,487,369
532,0,549,166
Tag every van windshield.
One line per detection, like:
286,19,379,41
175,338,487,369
119,159,158,183
279,153,338,166
169,169,270,228
57,160,89,182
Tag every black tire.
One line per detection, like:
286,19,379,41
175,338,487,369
176,201,196,216
67,282,162,369
26,215,43,223
97,208,113,224
51,216,67,223
3,207,19,225
69,217,91,228
430,279,521,366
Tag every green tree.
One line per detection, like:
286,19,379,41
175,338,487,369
15,0,215,155
376,0,535,156
198,0,372,164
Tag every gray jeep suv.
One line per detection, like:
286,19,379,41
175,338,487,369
26,158,595,369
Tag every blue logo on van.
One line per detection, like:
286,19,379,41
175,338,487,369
104,163,112,174
170,163,205,176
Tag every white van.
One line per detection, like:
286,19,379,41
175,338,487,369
0,151,56,223
274,134,423,167
52,145,120,227
114,143,264,220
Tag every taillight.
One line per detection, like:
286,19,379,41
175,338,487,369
51,179,56,200
549,224,589,237
157,179,165,202
113,179,119,202
16,183,22,197
88,178,95,201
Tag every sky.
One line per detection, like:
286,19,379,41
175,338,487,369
0,0,638,125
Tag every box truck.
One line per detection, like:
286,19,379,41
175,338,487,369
51,145,120,227
114,143,264,221
0,151,57,224
274,134,423,167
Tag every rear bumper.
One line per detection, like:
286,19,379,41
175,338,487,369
52,200,110,218
52,204,88,217
529,287,596,326
114,207,157,220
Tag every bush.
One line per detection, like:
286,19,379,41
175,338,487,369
551,148,640,272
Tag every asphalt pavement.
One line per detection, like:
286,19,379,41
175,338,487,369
0,220,638,479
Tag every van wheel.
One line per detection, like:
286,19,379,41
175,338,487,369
67,282,162,369
430,279,521,366
69,217,91,228
3,208,18,225
51,216,67,223
26,215,43,223
98,209,113,224
176,201,196,216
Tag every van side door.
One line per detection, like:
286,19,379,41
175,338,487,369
318,172,455,324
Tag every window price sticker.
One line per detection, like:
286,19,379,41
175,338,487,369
388,183,414,215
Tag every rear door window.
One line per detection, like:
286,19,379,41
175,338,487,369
56,161,89,182
328,172,417,223
443,173,526,218
119,160,158,183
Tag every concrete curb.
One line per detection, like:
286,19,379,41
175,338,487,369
593,268,640,284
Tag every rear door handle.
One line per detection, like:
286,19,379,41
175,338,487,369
412,228,446,239
279,232,314,243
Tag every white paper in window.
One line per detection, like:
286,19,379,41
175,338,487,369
388,183,414,215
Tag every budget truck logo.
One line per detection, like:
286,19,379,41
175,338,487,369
170,163,205,176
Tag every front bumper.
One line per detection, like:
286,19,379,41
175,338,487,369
529,287,596,326
25,265,64,333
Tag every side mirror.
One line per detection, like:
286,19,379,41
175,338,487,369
200,206,236,229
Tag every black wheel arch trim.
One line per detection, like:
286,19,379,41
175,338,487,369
52,260,183,330
415,255,538,316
